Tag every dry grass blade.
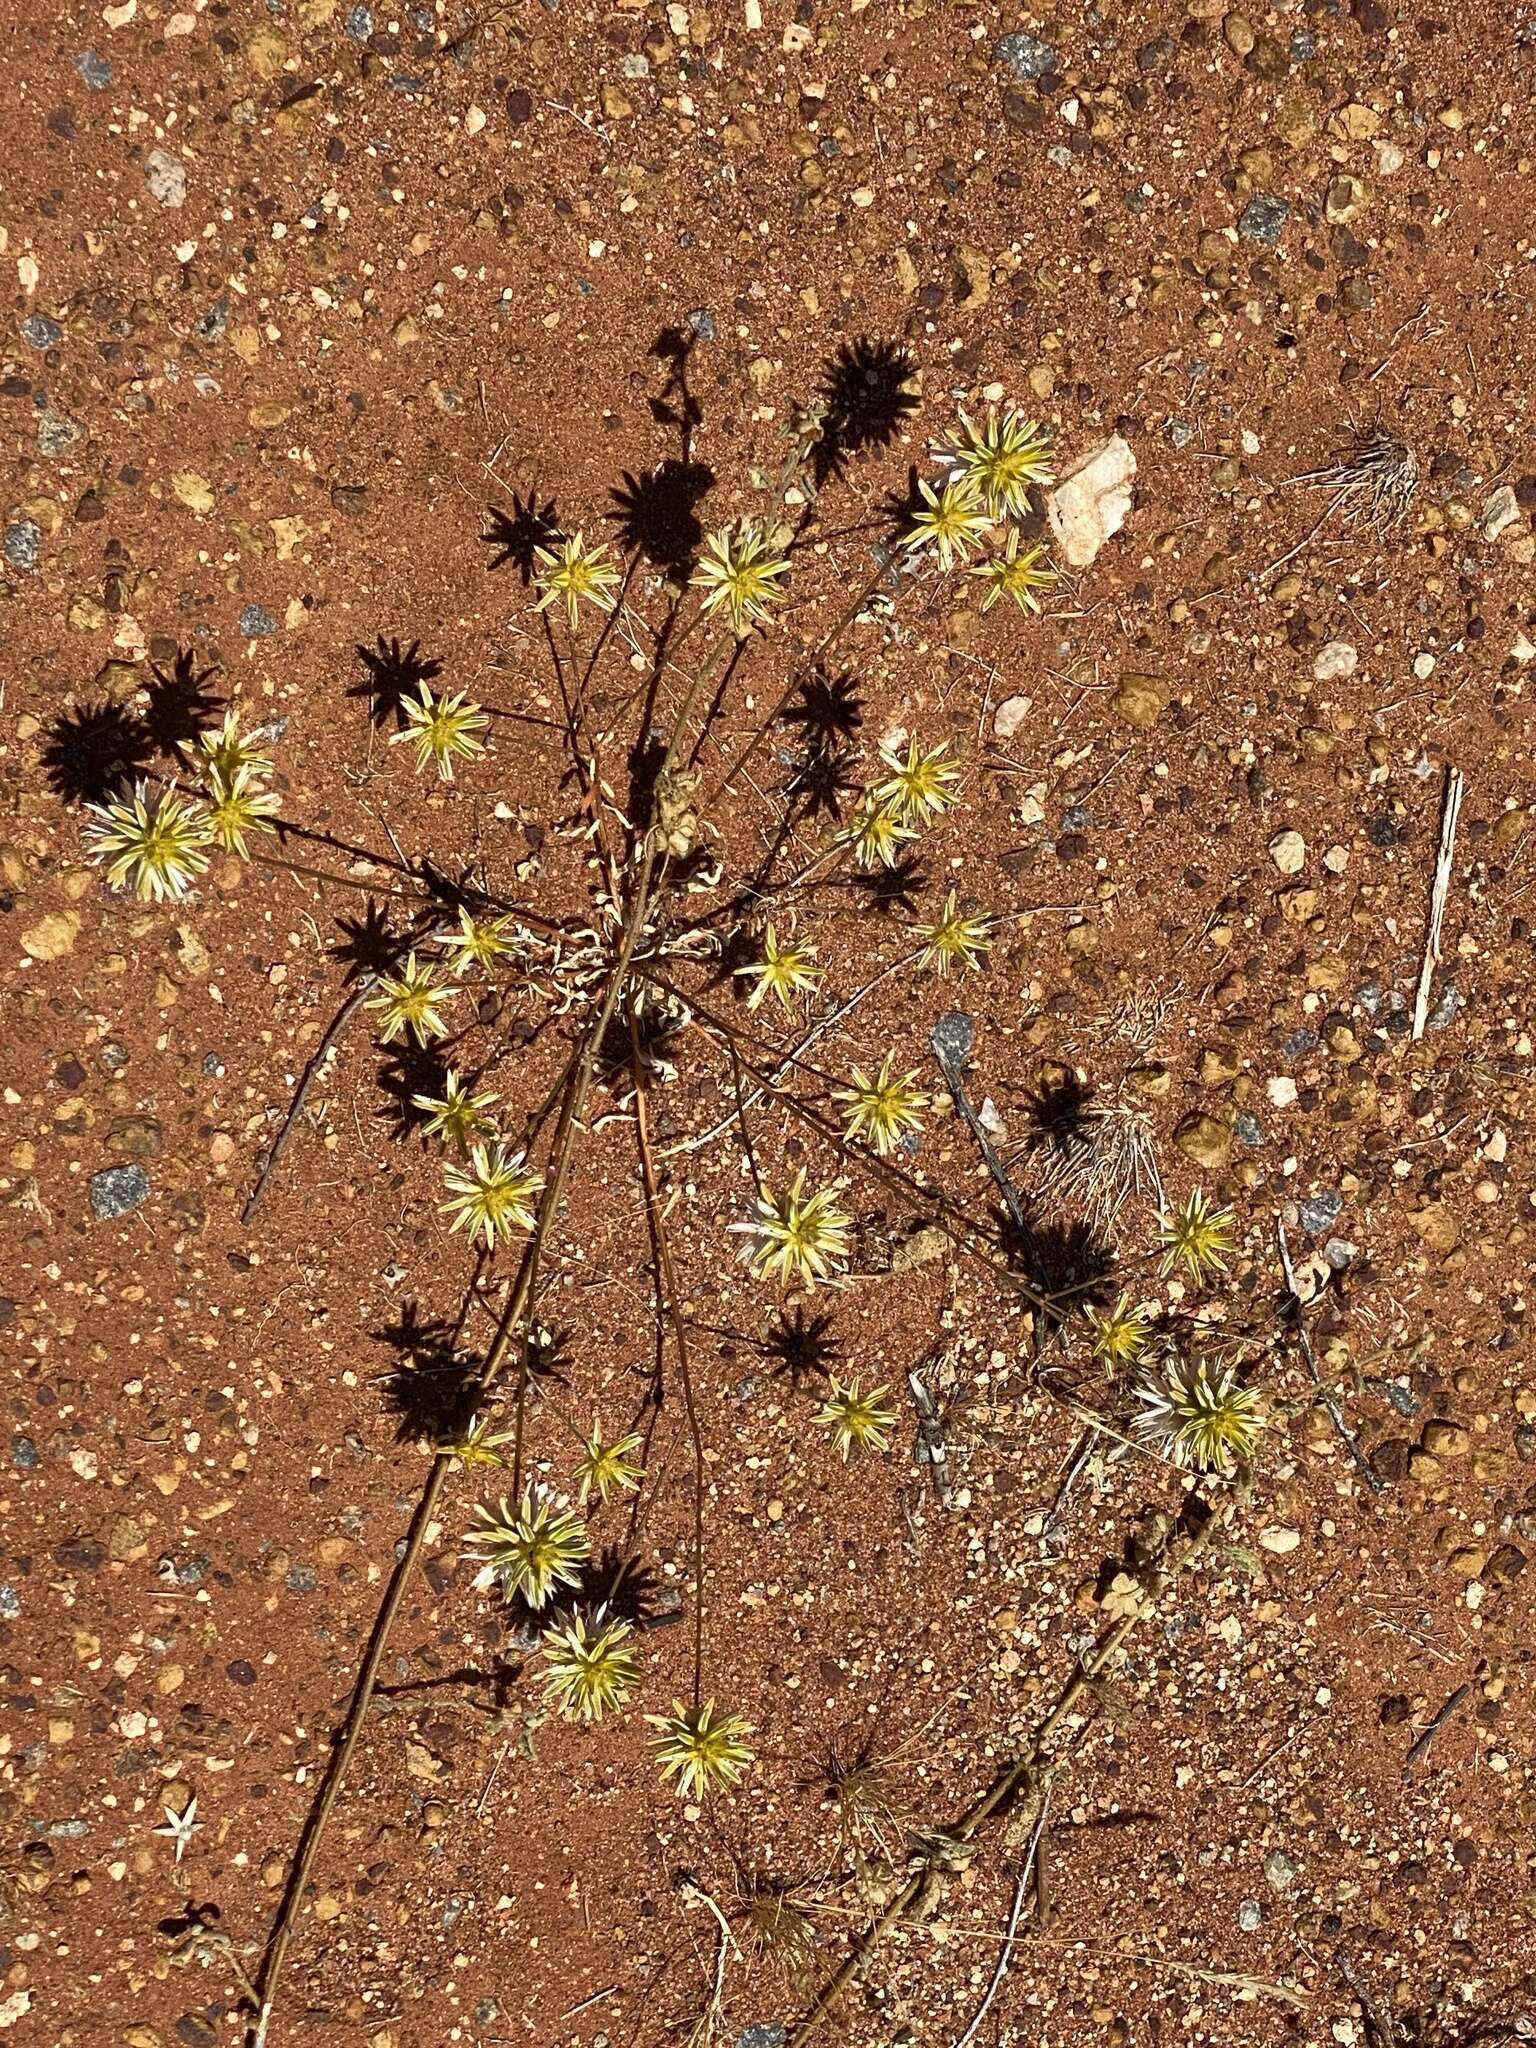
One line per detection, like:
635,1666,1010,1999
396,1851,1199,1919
1032,1097,1164,1234
1294,422,1420,530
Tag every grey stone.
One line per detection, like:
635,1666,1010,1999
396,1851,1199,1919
20,314,62,349
1323,1237,1357,1270
74,49,112,89
239,603,278,637
11,1436,38,1470
1263,1846,1298,1892
89,1163,150,1220
144,147,188,208
736,2029,787,2048
1298,1190,1342,1235
1238,194,1291,245
38,411,82,456
686,306,716,340
994,31,1058,77
3,521,41,571
345,3,374,37
1238,1897,1262,1932
0,1586,17,1620
1233,1110,1263,1147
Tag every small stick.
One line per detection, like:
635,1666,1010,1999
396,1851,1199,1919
241,975,378,1223
1276,1221,1384,1496
475,1739,510,1818
1403,1680,1471,1772
1337,1948,1400,2046
1411,764,1464,1039
958,1785,1056,2048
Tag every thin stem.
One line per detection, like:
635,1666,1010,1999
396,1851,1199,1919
631,1011,707,1708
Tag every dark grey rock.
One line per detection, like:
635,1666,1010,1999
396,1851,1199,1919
11,1436,38,1470
194,297,229,342
285,1563,318,1593
345,3,374,37
1298,1190,1342,1235
1238,194,1290,245
74,50,112,89
4,520,41,571
89,1163,150,1221
20,314,62,349
736,2029,787,2048
239,603,277,637
1233,1110,1264,1147
995,30,1058,77
686,306,716,340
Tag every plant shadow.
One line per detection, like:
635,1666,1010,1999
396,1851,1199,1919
809,337,919,489
350,635,443,732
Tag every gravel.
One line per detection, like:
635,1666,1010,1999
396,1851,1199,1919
240,603,278,637
20,314,62,349
89,1163,151,1221
994,31,1058,77
3,521,41,571
144,148,188,208
1238,195,1291,244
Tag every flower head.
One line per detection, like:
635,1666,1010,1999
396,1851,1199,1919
970,530,1056,616
439,1413,514,1469
540,1612,639,1722
833,1056,928,1157
874,737,960,827
694,524,790,635
1158,1189,1238,1284
648,1699,755,1799
1085,1292,1155,1373
465,1488,589,1608
438,907,519,977
534,531,621,632
938,408,1054,517
840,798,917,872
391,683,489,781
815,1378,897,1460
203,765,282,856
1133,1351,1262,1474
412,1069,499,1149
902,475,992,571
84,781,213,903
366,953,454,1046
737,924,823,1013
736,1175,851,1289
574,1422,645,1505
441,1141,543,1249
913,888,993,976
192,708,274,783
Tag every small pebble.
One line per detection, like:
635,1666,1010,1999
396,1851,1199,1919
1238,194,1290,244
994,30,1058,77
3,520,41,571
1299,1191,1342,1235
73,49,112,89
1312,640,1357,682
20,313,62,349
1269,828,1306,875
89,1163,151,1221
1238,1898,1263,1932
1263,1847,1298,1892
240,603,278,637
144,148,189,208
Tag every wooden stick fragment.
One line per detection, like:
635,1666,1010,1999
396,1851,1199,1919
1411,764,1464,1040
1403,1680,1471,1772
951,1784,1052,2048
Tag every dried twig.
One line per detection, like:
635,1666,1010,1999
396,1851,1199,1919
1403,1680,1471,1772
952,1781,1053,2048
1337,1948,1400,2046
907,1367,952,1504
1411,764,1464,1039
241,975,378,1223
1276,1220,1383,1496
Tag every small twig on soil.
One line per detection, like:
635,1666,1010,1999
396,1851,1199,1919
241,974,378,1224
632,1014,708,1707
1403,1680,1471,1773
1105,1952,1308,2010
680,1880,741,2048
952,1780,1053,2048
1276,1220,1383,1497
1411,763,1465,1039
1337,1948,1401,2046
